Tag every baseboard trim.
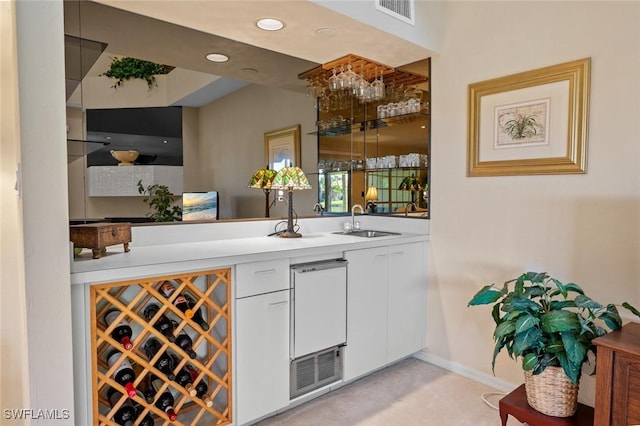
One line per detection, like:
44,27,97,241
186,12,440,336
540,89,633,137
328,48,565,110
412,350,517,394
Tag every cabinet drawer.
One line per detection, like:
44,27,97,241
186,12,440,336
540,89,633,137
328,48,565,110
236,259,289,298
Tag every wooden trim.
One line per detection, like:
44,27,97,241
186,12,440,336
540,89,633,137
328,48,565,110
90,268,232,425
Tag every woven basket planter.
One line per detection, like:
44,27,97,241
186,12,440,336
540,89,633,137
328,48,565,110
524,366,579,417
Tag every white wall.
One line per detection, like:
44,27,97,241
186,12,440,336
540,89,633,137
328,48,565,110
198,84,318,220
426,1,640,405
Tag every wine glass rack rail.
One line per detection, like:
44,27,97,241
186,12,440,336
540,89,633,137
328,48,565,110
298,53,428,89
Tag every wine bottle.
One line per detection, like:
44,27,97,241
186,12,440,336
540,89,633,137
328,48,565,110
107,387,137,426
169,354,197,396
159,280,194,318
184,364,213,407
106,350,137,398
143,304,175,342
175,332,197,359
132,400,155,426
150,376,178,422
143,338,176,380
131,362,154,404
185,295,209,331
104,309,133,350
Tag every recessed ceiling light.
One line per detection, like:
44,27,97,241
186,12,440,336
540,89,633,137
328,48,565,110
256,18,284,31
241,67,258,74
205,53,229,63
315,27,337,37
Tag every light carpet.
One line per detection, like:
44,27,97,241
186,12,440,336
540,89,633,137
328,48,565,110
255,357,522,426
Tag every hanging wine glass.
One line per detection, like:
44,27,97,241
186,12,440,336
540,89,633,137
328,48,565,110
328,68,339,92
356,64,370,101
337,65,347,90
319,91,330,113
372,68,385,101
344,63,357,92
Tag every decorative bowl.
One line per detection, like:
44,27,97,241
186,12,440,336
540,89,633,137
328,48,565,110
110,150,139,166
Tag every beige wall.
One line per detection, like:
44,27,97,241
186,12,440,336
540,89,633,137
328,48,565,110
0,0,30,415
198,84,317,220
427,1,640,405
8,0,76,421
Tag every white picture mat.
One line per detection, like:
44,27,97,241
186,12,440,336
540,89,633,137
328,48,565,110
479,80,569,162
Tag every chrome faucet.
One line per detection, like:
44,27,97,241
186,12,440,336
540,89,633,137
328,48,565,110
313,203,324,216
405,202,415,216
351,204,364,229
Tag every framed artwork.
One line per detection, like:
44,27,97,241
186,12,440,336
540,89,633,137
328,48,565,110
182,191,218,221
264,125,301,171
467,58,590,176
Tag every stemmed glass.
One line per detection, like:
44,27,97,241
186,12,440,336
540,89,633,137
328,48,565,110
372,69,385,101
336,65,347,90
356,65,370,101
343,64,357,92
328,68,339,92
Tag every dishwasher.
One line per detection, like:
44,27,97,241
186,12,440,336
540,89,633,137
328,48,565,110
290,258,347,398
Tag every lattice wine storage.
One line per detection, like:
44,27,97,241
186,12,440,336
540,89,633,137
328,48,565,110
90,268,232,425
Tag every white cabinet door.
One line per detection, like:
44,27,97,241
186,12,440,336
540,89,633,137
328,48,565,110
235,290,290,425
344,247,389,381
387,242,427,362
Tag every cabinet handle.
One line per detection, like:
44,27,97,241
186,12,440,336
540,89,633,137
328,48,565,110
268,300,288,307
254,268,276,275
375,254,388,259
390,251,404,256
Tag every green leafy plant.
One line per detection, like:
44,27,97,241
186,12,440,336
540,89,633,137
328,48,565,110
502,114,540,139
137,180,182,222
102,56,173,89
468,272,640,384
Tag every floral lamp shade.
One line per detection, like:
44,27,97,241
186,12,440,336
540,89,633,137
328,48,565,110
248,166,278,218
248,166,277,189
398,175,427,191
271,166,311,191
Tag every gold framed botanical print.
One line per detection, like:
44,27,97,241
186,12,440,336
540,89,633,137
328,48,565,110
467,58,590,176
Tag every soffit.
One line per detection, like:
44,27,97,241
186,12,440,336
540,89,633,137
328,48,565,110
90,0,431,72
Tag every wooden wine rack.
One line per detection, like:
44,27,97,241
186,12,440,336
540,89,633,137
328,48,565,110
90,268,232,425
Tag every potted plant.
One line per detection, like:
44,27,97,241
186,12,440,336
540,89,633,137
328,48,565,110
137,180,182,222
101,56,173,89
468,271,639,417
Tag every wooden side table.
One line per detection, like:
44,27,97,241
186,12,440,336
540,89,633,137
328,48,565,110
593,322,640,426
499,384,594,426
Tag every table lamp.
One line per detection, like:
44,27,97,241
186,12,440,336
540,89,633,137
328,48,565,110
270,164,311,238
365,186,378,213
398,176,425,212
248,166,277,217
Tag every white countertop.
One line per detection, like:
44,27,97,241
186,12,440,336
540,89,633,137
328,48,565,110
70,231,428,285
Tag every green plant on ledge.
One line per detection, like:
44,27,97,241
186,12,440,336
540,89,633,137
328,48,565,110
102,56,173,89
468,271,640,384
137,180,182,222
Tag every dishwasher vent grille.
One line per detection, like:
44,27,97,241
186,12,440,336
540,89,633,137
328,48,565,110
290,346,343,399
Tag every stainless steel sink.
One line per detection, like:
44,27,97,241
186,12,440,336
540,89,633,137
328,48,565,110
333,230,400,238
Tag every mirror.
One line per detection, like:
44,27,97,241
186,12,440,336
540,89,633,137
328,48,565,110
64,1,429,223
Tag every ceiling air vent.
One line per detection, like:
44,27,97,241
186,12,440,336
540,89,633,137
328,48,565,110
376,0,415,25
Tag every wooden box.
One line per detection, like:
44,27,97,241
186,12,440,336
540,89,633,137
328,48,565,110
70,223,131,259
